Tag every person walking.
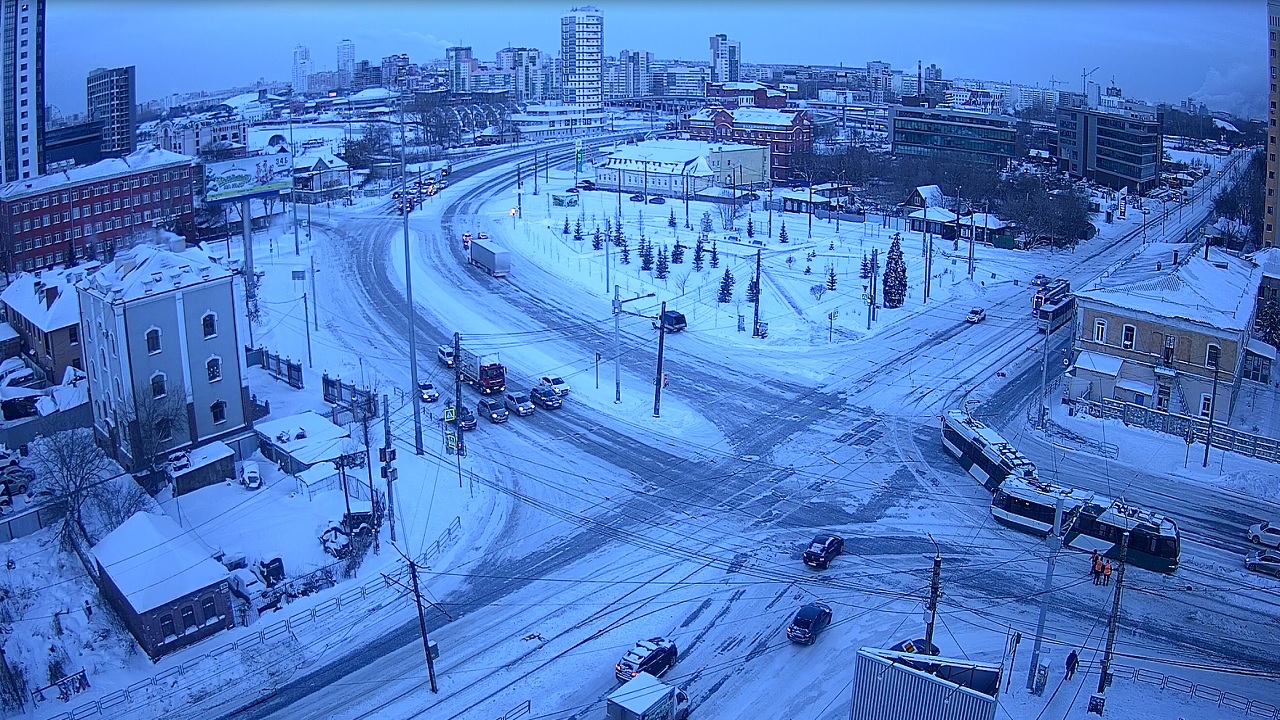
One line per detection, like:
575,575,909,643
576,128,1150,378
1065,649,1079,680
1103,561,1113,586
1093,555,1104,585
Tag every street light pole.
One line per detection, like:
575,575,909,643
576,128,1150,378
400,102,424,454
289,114,300,255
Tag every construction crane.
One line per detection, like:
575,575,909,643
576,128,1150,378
1081,66,1101,96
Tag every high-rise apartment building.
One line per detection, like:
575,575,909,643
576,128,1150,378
292,45,311,95
1267,0,1280,247
337,39,355,89
560,5,603,109
87,66,136,157
2,0,45,182
446,46,474,94
710,34,740,84
618,50,652,97
497,47,549,103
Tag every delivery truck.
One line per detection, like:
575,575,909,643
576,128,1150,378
605,673,690,720
469,239,511,277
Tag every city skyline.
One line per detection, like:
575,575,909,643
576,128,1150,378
46,0,1265,119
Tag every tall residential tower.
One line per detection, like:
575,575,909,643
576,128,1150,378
2,0,45,182
1266,0,1280,247
87,66,136,157
710,33,740,84
560,5,603,109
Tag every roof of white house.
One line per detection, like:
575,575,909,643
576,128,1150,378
0,146,196,200
1250,247,1280,281
914,185,947,207
959,213,1007,229
1073,349,1123,377
80,238,229,303
294,151,350,172
1,262,100,332
687,107,803,127
0,323,15,343
348,88,398,102
908,207,958,222
719,82,767,92
219,92,264,110
255,411,351,466
92,511,227,614
600,139,759,176
1078,243,1263,332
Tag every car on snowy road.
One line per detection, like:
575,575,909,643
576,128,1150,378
478,397,508,424
1248,520,1280,548
438,346,455,367
445,403,477,430
530,386,562,409
615,637,678,682
629,194,646,202
1245,549,1280,577
540,376,570,396
966,308,987,323
505,391,535,417
786,602,832,644
1031,274,1050,287
648,196,666,204
418,381,440,403
803,534,844,569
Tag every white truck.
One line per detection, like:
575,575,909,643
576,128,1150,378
606,673,690,720
469,238,511,277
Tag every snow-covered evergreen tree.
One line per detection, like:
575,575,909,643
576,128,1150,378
779,222,789,244
746,276,760,303
615,222,626,248
671,242,685,264
640,236,654,271
563,217,571,235
804,265,812,274
883,233,908,308
701,211,714,236
710,240,720,268
716,268,735,303
860,254,871,279
573,220,584,243
693,237,705,271
620,238,631,264
827,266,838,291
656,245,670,279
592,227,604,251
747,216,755,238
669,208,677,228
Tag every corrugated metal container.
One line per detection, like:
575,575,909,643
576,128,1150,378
851,647,1000,720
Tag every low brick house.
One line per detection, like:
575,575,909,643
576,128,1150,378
0,263,96,384
92,511,233,659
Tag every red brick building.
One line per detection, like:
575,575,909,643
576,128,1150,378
704,81,788,109
0,147,197,273
681,107,812,183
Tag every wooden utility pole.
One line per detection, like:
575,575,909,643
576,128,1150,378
380,394,396,543
924,535,942,651
653,301,668,418
751,248,762,337
409,560,439,693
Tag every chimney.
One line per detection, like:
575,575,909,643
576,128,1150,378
1173,250,1179,265
44,286,58,309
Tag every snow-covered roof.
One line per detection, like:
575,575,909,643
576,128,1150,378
959,213,1007,229
296,461,338,484
294,151,349,172
0,146,195,200
1,262,99,332
909,207,957,222
185,441,234,472
80,239,229,304
1114,377,1155,397
1077,244,1263,333
606,673,671,714
1248,337,1277,361
92,512,227,614
0,323,15,342
349,88,398,102
1213,118,1239,133
1249,247,1280,281
914,185,946,207
255,411,351,467
601,140,748,176
1073,350,1123,377
719,82,767,92
686,107,803,127
219,92,263,110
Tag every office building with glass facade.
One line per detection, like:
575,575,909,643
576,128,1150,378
889,107,1016,168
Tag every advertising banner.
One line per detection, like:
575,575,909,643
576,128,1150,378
204,153,293,203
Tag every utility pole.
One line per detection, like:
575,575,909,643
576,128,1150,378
1041,322,1052,429
613,285,623,404
453,332,466,493
751,248,762,337
653,300,668,418
408,559,439,693
381,394,396,543
1026,496,1064,693
923,235,932,303
1202,358,1220,467
533,152,539,195
289,115,300,255
924,534,942,651
1097,532,1129,698
401,102,424,455
868,248,878,330
828,309,837,342
309,254,318,330
516,163,523,219
302,293,313,368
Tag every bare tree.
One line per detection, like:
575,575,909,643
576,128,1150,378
28,424,115,544
125,394,189,488
90,474,152,535
716,200,743,231
673,269,692,294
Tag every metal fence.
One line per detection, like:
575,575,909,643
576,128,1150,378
245,345,304,389
321,373,378,421
1076,398,1280,464
1080,660,1279,719
43,516,463,720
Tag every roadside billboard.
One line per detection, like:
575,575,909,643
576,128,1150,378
204,153,293,203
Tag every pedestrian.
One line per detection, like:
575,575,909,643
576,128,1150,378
1103,561,1113,586
83,600,92,619
1065,649,1079,680
1092,556,1103,585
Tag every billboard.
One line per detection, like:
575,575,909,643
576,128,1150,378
204,153,293,203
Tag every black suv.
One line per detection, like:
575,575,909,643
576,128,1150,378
803,534,844,569
530,385,562,409
445,403,477,430
478,397,508,423
786,602,832,644
615,637,678,682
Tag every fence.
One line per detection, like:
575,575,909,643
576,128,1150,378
497,699,531,720
1076,397,1280,464
0,500,65,543
44,516,463,720
245,346,304,389
321,373,378,421
1080,660,1279,719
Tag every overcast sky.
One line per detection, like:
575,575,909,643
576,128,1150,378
47,0,1266,119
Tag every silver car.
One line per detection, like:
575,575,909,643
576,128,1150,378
505,391,535,417
1248,520,1280,549
1245,549,1280,578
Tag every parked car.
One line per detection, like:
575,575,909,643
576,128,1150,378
648,196,666,205
530,386,562,410
726,234,741,243
445,403,477,430
241,462,263,491
1031,274,1050,287
1,467,31,496
418,381,440,403
478,397,508,423
505,391,535,417
167,451,191,473
477,233,489,240
615,637,678,682
741,192,761,202
803,534,844,569
629,194,646,202
966,308,987,323
1245,549,1280,578
1248,520,1280,548
889,638,940,655
786,602,833,645
540,376,571,396
577,180,596,190
438,346,455,367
